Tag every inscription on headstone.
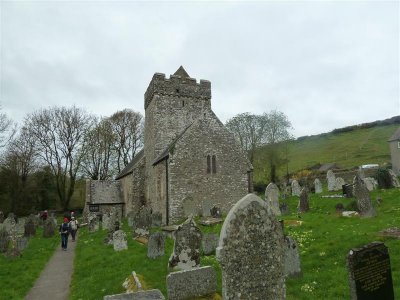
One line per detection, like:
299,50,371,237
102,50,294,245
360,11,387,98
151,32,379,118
347,242,394,300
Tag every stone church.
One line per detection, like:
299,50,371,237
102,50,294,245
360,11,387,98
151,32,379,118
87,67,253,225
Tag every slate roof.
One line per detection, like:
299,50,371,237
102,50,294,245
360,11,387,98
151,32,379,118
388,127,400,142
115,149,144,180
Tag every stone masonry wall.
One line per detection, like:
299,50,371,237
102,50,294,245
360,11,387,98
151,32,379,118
88,180,122,204
125,156,146,217
167,112,252,223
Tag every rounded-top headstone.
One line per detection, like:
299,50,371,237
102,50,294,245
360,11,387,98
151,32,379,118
265,182,281,216
216,194,285,300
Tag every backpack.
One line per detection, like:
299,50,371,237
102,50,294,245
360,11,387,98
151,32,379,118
70,220,78,230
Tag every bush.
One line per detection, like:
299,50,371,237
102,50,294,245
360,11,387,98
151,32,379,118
375,168,393,189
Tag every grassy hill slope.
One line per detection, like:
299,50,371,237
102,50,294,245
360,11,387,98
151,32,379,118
253,124,398,184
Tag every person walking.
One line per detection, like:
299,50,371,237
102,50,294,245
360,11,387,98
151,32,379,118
69,216,79,242
59,218,70,251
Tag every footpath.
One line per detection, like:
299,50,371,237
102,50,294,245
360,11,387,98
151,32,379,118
25,235,76,300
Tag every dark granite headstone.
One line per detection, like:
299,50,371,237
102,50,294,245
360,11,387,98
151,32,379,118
298,188,310,213
0,228,9,252
347,242,394,300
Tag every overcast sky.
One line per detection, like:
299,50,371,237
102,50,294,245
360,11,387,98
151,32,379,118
1,1,399,137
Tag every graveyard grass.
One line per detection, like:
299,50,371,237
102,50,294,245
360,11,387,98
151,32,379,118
70,187,400,299
0,227,59,300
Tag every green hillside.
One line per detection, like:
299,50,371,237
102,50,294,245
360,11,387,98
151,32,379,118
253,124,398,184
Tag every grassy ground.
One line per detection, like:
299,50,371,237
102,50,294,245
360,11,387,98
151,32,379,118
70,187,400,299
0,227,59,300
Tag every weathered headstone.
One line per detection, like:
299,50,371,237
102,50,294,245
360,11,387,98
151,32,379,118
0,228,9,252
363,177,377,191
133,206,152,237
202,233,219,256
168,217,202,270
127,212,135,227
284,235,302,277
314,178,323,194
354,174,376,218
347,242,394,300
3,214,16,234
388,169,400,187
24,219,36,237
103,289,165,300
15,219,25,236
327,170,336,191
147,232,165,259
113,230,128,251
335,177,346,191
279,202,290,215
265,182,281,216
291,180,301,196
166,266,217,300
298,188,310,213
216,194,285,299
88,213,99,232
43,218,56,238
151,212,162,228
16,236,28,252
210,205,222,218
102,212,112,230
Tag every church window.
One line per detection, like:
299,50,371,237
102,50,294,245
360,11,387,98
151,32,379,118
207,155,211,173
212,155,217,173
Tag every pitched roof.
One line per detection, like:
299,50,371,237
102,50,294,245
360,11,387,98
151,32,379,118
115,149,144,180
173,66,190,78
388,127,400,142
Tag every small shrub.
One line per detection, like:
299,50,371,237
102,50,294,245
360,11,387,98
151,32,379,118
375,168,393,189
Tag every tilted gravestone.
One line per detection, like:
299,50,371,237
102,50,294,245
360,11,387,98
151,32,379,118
354,174,376,218
216,194,285,299
24,219,36,237
202,233,219,256
291,180,301,196
133,206,152,237
0,228,9,252
265,183,281,216
388,169,400,188
327,170,336,191
298,188,310,213
314,178,323,194
210,205,222,218
151,212,162,228
88,213,99,232
43,219,56,238
347,242,394,300
147,232,165,259
168,217,202,270
284,235,302,277
113,230,128,251
166,266,217,300
335,177,346,191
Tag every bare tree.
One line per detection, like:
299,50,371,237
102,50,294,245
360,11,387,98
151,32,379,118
25,106,93,210
108,109,143,174
0,107,16,148
81,117,115,180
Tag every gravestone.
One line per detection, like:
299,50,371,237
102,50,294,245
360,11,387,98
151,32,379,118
216,194,285,299
298,188,310,213
0,228,9,252
151,212,162,228
265,183,281,216
284,235,302,277
147,232,165,259
88,214,99,232
363,177,377,191
103,289,165,300
0,211,4,223
113,230,128,251
210,205,222,218
16,236,28,252
335,177,346,191
314,178,322,194
102,212,112,230
202,233,219,256
24,219,36,237
168,217,202,270
343,184,353,198
279,202,290,215
3,215,16,234
133,206,152,237
354,174,376,218
15,219,25,236
291,180,301,196
388,169,400,187
347,242,394,300
43,219,56,238
327,170,336,191
166,266,217,300
127,212,135,227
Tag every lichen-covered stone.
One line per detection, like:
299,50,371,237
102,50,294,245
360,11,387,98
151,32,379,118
291,180,301,196
265,182,281,216
168,217,202,270
314,178,322,194
147,232,165,259
354,174,376,218
335,177,346,191
113,230,128,251
202,233,219,255
327,170,336,191
284,236,302,277
88,213,99,232
166,266,217,300
133,206,152,237
216,194,285,299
